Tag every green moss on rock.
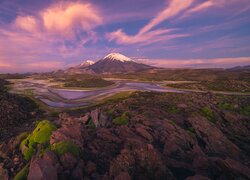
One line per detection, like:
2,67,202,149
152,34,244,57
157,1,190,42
51,141,80,157
20,120,57,161
14,165,29,180
201,107,216,123
113,112,129,125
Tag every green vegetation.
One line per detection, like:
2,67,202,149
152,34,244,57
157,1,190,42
166,80,250,92
14,165,29,180
105,91,133,101
187,127,195,134
113,112,129,125
20,120,57,160
166,106,179,114
200,107,216,123
240,105,250,116
51,141,80,157
106,108,115,115
218,102,235,111
169,120,176,125
61,74,114,88
104,68,250,82
87,119,96,129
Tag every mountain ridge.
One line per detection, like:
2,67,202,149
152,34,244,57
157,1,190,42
65,53,153,74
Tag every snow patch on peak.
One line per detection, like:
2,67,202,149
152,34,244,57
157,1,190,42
104,53,132,62
80,60,94,66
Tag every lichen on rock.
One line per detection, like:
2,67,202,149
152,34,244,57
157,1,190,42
20,120,57,160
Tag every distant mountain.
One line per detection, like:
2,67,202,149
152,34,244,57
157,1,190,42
228,65,250,71
64,60,95,74
88,53,152,73
79,60,95,67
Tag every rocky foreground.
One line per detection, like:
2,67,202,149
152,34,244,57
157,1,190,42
0,79,40,141
0,92,250,180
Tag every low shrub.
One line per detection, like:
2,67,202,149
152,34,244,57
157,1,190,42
113,112,129,125
200,107,216,123
14,165,29,180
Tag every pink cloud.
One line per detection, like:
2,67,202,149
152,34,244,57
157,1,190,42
14,16,39,32
188,1,213,14
0,60,11,68
0,60,66,73
12,2,102,38
137,57,250,68
179,0,250,20
107,28,189,46
42,2,102,36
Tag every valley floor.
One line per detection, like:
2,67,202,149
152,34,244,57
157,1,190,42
8,78,250,110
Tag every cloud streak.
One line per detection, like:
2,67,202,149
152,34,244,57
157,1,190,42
139,0,194,35
138,57,250,68
107,0,195,46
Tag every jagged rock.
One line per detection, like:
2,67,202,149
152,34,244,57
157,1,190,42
71,160,84,180
135,125,153,141
59,112,69,120
96,128,121,143
50,123,83,148
28,157,57,180
43,151,58,166
185,175,211,180
99,112,108,127
90,109,100,127
215,158,250,179
162,121,200,163
109,149,135,178
13,155,20,165
58,112,70,124
134,144,170,179
188,116,240,158
85,161,96,175
78,113,90,124
60,152,77,170
114,172,131,180
0,143,8,159
0,165,9,180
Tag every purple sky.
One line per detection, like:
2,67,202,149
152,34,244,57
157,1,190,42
0,0,250,72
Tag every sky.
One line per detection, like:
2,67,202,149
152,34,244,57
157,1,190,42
0,0,250,73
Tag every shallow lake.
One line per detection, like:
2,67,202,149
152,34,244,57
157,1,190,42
10,79,184,108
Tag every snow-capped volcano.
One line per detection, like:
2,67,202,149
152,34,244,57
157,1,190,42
64,53,152,74
103,53,132,62
88,53,152,73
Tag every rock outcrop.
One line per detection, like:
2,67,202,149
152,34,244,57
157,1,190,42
1,92,250,179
